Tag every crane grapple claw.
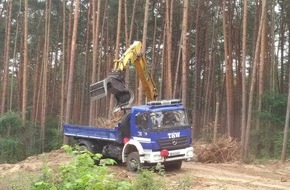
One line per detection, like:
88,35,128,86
89,72,134,110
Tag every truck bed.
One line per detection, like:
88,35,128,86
63,124,119,142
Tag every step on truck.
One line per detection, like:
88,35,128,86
63,99,195,172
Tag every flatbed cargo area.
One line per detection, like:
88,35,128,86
63,124,119,142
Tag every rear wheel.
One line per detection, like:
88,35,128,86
77,140,101,164
126,152,142,172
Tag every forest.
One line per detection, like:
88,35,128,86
0,0,290,163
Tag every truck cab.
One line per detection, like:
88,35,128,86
121,99,194,171
63,99,195,172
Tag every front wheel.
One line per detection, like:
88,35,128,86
126,152,142,172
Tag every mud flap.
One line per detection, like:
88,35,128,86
89,72,134,111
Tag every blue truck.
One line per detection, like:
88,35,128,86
63,99,195,172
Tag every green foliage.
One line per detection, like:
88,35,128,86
0,111,22,137
273,130,290,158
0,138,23,163
0,112,25,163
255,92,287,126
33,146,132,190
131,169,164,190
155,163,165,176
251,92,288,158
251,126,290,159
33,146,166,190
44,117,63,151
0,111,62,164
176,175,193,190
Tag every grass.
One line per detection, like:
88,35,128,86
0,170,40,190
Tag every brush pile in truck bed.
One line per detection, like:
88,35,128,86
94,114,122,128
194,136,240,163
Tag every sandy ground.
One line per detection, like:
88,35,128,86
1,150,290,190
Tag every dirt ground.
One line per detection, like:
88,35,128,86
1,150,290,190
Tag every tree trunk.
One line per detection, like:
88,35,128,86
125,0,137,87
31,39,41,121
222,0,234,137
10,3,21,111
256,2,266,129
160,20,167,100
181,0,188,105
244,0,267,160
89,0,101,125
173,33,182,98
64,0,80,144
41,0,51,152
281,1,290,162
164,0,173,99
80,3,92,124
128,0,137,45
124,0,129,47
281,57,290,163
240,0,248,160
151,3,158,83
138,0,150,104
279,2,285,92
60,0,66,129
193,0,202,138
108,0,122,115
22,0,28,127
1,0,13,115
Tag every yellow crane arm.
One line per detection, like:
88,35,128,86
113,41,158,101
89,41,157,110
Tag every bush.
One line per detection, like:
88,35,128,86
0,111,62,163
252,92,288,158
44,116,63,151
0,112,25,163
255,92,287,126
33,146,166,190
131,169,164,190
0,138,24,163
0,111,22,137
33,146,132,190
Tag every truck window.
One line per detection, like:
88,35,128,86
150,110,188,131
135,113,148,130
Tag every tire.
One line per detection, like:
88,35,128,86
164,160,183,171
78,140,99,153
77,140,101,165
126,152,142,172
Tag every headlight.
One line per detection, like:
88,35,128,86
186,150,194,157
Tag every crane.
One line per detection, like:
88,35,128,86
89,41,158,110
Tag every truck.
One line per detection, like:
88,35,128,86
63,99,194,172
63,41,195,172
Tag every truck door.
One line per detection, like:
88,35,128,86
132,112,150,138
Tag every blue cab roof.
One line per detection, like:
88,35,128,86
131,99,185,112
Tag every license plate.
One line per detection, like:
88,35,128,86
169,152,180,156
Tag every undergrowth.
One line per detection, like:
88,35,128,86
32,145,164,190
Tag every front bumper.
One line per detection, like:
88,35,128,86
140,147,195,164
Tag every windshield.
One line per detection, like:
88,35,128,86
149,110,189,131
135,110,189,131
150,110,188,129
